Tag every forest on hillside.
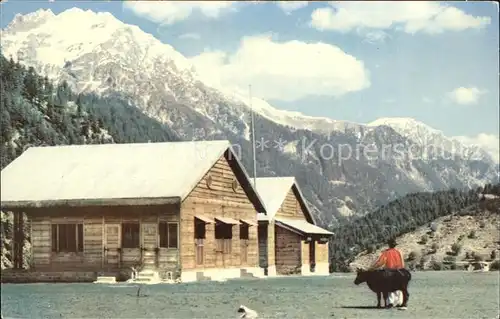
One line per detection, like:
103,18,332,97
0,54,179,170
1,53,499,272
329,183,500,272
0,54,180,269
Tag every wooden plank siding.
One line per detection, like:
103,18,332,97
273,186,328,274
275,188,308,221
301,241,310,267
84,217,103,267
180,155,259,271
267,221,275,266
24,204,179,272
274,187,307,275
30,216,51,266
275,226,301,275
258,220,276,269
258,223,268,268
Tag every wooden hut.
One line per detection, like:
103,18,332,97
0,140,267,283
255,177,333,276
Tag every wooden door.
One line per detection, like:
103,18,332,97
223,239,231,266
215,239,224,267
105,224,120,268
275,226,301,275
240,239,248,264
142,223,157,269
195,239,204,266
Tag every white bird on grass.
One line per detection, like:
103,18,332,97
237,305,258,318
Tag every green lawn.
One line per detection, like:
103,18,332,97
1,271,498,318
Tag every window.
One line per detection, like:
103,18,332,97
159,222,179,249
215,222,233,239
51,224,83,253
194,219,206,239
122,223,140,248
240,224,249,240
215,220,233,254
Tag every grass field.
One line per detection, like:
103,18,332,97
1,271,499,318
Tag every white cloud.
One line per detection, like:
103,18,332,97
447,87,486,105
276,1,309,14
189,35,370,101
362,30,390,44
123,1,237,24
179,33,201,40
454,133,500,163
310,2,491,34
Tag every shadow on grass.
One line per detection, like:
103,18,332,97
338,306,383,309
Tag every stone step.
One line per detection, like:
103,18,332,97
134,278,154,283
137,272,156,278
93,276,116,284
131,269,162,284
241,268,265,279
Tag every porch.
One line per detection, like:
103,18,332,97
21,204,181,274
181,214,262,282
258,217,332,276
274,218,331,276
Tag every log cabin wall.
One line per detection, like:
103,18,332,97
273,186,324,273
25,204,179,272
258,221,276,269
275,187,308,221
275,226,301,275
301,240,310,267
180,154,259,271
267,221,275,267
258,222,268,268
274,187,306,274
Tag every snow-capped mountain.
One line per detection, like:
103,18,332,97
367,117,496,163
2,8,498,226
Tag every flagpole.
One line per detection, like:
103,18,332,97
249,85,257,188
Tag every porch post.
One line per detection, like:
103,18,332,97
13,211,24,269
267,221,276,276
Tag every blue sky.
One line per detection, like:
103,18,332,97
1,1,498,142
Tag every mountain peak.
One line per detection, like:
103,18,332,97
2,8,195,74
56,7,117,23
6,9,55,32
367,117,439,133
1,7,498,226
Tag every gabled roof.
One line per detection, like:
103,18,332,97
275,217,333,236
1,140,266,212
254,176,316,224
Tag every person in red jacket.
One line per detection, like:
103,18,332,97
368,238,406,308
369,238,405,270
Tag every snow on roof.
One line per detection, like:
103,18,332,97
1,140,240,204
257,212,268,221
215,216,240,225
254,177,296,221
275,217,333,236
254,176,316,225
